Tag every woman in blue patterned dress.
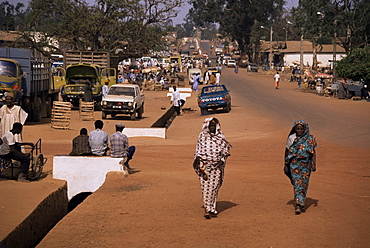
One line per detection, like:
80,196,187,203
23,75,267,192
284,120,317,214
193,117,232,219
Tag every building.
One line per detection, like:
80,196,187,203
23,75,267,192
260,40,346,69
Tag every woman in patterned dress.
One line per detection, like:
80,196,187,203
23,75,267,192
284,120,317,214
193,117,232,219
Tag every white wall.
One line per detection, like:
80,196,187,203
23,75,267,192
53,156,125,200
285,53,346,68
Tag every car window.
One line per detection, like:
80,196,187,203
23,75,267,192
203,86,226,93
109,87,135,96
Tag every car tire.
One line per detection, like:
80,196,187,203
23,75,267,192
225,103,231,113
130,110,136,120
200,108,207,115
137,105,143,119
102,111,107,119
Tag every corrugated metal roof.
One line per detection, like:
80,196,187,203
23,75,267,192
260,40,346,54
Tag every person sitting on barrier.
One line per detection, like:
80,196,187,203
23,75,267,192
110,122,135,170
0,122,31,182
69,128,92,156
89,120,109,156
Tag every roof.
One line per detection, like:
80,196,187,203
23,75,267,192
111,83,139,87
260,40,346,54
0,31,22,42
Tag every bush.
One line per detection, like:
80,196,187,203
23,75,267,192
336,47,370,82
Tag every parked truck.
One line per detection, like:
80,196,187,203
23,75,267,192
0,47,60,121
58,51,117,107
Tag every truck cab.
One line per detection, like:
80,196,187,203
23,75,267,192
0,59,23,104
61,63,116,106
101,84,145,120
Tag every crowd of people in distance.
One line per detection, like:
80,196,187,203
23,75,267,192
69,120,135,170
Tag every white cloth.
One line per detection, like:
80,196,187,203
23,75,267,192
0,131,13,155
274,73,280,82
0,105,28,142
215,73,221,84
172,90,181,107
102,85,109,98
286,133,296,149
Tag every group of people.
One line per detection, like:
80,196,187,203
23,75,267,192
193,117,317,219
69,120,135,170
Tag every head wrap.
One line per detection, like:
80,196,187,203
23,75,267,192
286,120,317,160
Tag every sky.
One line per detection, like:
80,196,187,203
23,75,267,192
8,0,298,25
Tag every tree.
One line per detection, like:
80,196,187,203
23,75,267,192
0,1,27,31
291,0,370,56
18,0,183,56
187,0,285,59
336,46,370,82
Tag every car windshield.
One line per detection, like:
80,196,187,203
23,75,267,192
202,86,226,94
0,61,17,77
109,87,135,96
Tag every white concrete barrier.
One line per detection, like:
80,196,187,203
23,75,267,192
123,128,166,139
53,156,124,200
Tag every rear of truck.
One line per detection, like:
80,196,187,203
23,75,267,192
197,84,231,115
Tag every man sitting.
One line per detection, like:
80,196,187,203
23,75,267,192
69,128,92,156
0,122,31,182
110,122,135,170
89,120,109,156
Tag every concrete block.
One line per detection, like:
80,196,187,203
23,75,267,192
123,128,166,139
53,156,125,200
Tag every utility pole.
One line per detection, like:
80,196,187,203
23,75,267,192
333,19,337,81
269,26,273,69
300,27,304,75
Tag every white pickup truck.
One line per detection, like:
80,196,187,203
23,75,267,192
101,84,145,120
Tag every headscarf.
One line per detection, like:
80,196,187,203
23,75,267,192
286,120,317,161
195,117,232,163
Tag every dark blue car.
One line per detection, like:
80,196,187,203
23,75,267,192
197,84,231,115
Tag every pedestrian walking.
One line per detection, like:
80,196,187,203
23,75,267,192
215,72,221,84
297,75,302,89
247,64,252,76
171,86,182,116
102,81,109,98
193,117,232,219
234,65,239,74
274,72,280,89
192,73,200,92
338,78,348,99
284,120,317,215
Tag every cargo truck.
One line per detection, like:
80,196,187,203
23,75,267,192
0,47,60,122
59,51,116,107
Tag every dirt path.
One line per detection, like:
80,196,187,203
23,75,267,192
40,73,370,247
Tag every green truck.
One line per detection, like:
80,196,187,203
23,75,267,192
0,47,60,121
58,51,116,107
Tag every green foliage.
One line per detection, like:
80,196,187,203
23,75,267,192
188,0,285,57
4,0,183,57
0,1,27,31
336,46,370,82
291,0,370,53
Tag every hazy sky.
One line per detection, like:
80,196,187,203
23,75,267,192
8,0,298,25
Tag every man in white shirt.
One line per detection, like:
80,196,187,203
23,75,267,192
215,72,221,84
0,122,31,182
89,120,109,156
0,94,28,142
274,72,280,89
171,86,182,116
